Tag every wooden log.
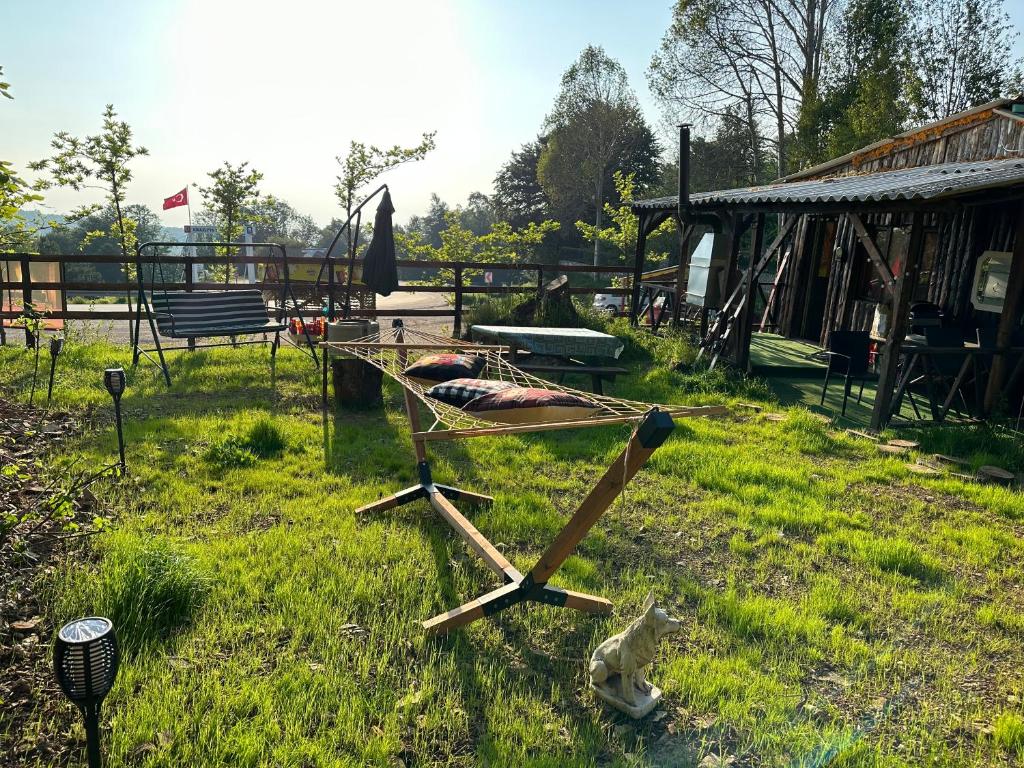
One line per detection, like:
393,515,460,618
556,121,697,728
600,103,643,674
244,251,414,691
331,358,383,409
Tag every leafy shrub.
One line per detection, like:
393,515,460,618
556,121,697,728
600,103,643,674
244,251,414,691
54,533,209,654
994,711,1024,755
461,294,521,331
205,417,286,468
244,417,286,458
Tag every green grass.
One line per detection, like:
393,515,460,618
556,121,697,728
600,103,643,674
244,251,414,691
3,334,1024,767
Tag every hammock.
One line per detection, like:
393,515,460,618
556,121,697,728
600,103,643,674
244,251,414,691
324,324,722,440
322,323,726,635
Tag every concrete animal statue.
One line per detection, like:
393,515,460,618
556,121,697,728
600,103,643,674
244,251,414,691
588,593,681,718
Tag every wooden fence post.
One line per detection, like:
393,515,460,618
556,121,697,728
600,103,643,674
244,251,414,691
185,253,195,350
20,254,34,348
453,265,464,339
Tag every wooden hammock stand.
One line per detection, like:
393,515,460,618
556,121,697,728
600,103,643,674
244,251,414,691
323,323,725,634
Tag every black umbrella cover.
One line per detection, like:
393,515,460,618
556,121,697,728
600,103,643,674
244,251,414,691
361,189,398,297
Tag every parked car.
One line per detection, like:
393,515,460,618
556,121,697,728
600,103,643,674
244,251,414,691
593,293,626,316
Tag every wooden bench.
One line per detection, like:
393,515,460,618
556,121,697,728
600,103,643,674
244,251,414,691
515,361,628,395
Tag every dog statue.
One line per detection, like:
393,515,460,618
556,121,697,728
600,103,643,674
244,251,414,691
588,593,681,718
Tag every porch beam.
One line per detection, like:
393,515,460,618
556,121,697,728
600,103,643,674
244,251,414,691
871,211,925,430
848,213,896,293
735,213,766,372
983,199,1024,413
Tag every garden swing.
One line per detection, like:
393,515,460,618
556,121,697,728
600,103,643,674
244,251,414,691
323,323,727,634
132,240,318,385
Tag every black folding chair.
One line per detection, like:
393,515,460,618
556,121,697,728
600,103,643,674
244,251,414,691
921,327,970,418
818,330,871,417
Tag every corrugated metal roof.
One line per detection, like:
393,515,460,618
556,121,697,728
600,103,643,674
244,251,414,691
632,157,1024,211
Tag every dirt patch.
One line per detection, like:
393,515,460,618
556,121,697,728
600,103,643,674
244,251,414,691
0,397,110,767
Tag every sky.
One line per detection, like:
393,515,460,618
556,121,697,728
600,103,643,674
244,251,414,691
1,0,675,228
3,0,1024,229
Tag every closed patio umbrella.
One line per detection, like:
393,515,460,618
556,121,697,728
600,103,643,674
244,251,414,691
360,189,398,297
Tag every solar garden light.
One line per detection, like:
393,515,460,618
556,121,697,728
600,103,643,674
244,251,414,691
47,335,64,406
103,368,127,472
53,617,120,768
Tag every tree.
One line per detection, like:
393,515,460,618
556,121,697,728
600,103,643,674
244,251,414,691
911,0,1022,122
540,45,656,265
243,196,320,247
492,138,551,228
649,0,840,177
198,161,263,282
803,0,915,162
334,133,436,222
30,105,148,265
398,212,559,289
576,171,675,264
0,162,44,252
0,65,12,100
404,193,451,249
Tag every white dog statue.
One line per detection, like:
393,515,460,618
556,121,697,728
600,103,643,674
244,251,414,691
588,593,681,718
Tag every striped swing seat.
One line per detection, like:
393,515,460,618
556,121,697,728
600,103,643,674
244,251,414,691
151,290,286,339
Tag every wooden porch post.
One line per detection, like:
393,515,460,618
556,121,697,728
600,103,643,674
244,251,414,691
671,222,694,326
629,212,649,326
736,213,765,372
983,199,1024,414
870,211,925,430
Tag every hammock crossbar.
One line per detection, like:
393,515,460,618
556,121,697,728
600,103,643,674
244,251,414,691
322,322,725,635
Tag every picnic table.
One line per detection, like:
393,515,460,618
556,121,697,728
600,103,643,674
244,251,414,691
470,325,627,394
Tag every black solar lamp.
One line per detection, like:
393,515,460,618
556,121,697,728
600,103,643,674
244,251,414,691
47,336,64,406
53,617,120,768
103,368,127,472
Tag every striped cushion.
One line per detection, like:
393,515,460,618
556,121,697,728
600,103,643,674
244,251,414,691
424,378,515,407
151,290,285,338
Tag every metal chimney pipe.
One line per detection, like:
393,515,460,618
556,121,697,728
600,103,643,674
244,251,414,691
676,123,722,232
678,123,691,218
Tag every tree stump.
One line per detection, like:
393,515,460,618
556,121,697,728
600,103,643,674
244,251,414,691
331,358,383,409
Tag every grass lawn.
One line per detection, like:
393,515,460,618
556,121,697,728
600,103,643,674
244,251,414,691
2,328,1024,767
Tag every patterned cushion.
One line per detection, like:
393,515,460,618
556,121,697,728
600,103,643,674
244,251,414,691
463,386,599,424
403,353,485,386
425,378,516,407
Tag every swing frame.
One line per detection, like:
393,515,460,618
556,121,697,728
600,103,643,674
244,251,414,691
132,240,319,385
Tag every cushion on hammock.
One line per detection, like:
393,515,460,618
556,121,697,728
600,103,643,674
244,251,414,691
463,386,599,424
425,378,516,407
403,353,485,386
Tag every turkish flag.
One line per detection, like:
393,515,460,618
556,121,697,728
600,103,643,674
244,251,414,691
162,187,189,210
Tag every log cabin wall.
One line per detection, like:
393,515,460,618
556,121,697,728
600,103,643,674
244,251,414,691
771,198,1021,347
792,106,1024,181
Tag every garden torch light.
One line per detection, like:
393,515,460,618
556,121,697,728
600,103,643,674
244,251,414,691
53,617,120,768
103,367,127,472
47,336,64,406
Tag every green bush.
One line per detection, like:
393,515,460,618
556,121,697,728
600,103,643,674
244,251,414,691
205,417,286,468
53,533,209,654
244,417,286,458
994,711,1024,755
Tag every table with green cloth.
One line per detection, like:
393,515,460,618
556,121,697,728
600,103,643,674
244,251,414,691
470,325,625,360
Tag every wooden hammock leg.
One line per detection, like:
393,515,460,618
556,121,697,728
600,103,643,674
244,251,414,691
422,408,676,635
355,485,427,515
433,484,494,506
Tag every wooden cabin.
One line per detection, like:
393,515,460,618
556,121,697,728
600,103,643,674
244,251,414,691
631,97,1024,429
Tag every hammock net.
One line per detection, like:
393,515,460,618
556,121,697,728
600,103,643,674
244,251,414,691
324,324,724,440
